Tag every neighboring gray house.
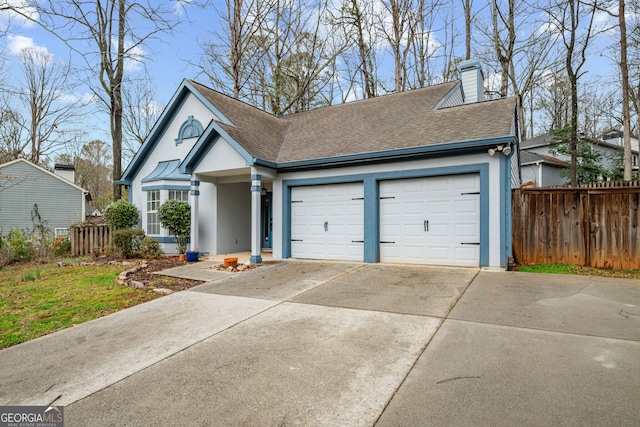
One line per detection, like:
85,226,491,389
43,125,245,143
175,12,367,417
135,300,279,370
0,159,89,238
520,132,639,186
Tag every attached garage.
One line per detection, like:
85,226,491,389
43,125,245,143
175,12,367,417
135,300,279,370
290,183,364,261
379,174,480,267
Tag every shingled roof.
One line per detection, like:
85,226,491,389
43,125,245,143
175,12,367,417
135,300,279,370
189,80,516,165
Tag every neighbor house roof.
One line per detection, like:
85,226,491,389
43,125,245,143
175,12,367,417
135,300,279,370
520,151,567,167
189,80,517,164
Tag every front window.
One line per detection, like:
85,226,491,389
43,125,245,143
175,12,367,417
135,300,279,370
147,190,161,235
168,189,189,202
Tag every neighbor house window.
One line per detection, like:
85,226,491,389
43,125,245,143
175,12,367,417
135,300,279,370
147,190,161,235
55,228,69,238
168,189,189,202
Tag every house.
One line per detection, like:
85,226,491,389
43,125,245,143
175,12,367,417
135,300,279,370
520,131,640,186
0,159,89,238
118,59,519,269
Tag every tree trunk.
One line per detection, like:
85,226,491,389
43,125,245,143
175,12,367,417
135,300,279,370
619,0,632,181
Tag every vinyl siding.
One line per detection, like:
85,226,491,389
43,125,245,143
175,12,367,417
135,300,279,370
0,161,85,237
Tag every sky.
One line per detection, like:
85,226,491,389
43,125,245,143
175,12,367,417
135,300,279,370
0,0,624,165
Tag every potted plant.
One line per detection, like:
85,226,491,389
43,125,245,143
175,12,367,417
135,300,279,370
157,200,191,261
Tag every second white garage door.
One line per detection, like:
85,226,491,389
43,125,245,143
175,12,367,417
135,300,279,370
379,174,480,266
291,183,364,261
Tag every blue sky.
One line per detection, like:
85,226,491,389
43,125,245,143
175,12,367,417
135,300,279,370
0,0,623,164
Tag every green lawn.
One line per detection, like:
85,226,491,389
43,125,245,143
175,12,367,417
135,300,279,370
517,263,640,280
0,260,158,349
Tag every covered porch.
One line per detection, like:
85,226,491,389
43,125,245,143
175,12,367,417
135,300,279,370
189,166,275,264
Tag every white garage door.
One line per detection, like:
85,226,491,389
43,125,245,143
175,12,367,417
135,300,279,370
379,174,480,266
291,183,364,261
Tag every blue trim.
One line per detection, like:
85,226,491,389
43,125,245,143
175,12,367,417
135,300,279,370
251,174,262,180
275,136,514,172
191,190,200,196
180,120,255,174
142,185,190,191
119,79,192,185
127,187,132,203
250,255,263,263
183,80,233,126
191,180,200,186
500,152,513,268
282,163,490,266
175,115,204,145
363,176,379,263
251,185,262,192
155,236,177,243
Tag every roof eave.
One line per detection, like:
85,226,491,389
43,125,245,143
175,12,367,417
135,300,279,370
274,135,516,172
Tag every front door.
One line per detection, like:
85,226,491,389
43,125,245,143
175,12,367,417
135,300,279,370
261,192,272,249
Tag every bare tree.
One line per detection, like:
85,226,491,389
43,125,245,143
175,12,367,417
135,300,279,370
18,47,78,165
0,107,27,163
462,0,472,60
122,78,161,163
545,0,599,186
380,0,417,93
339,0,379,98
200,0,275,100
16,1,180,200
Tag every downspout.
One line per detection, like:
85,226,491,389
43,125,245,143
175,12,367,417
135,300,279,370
82,191,87,223
537,162,542,187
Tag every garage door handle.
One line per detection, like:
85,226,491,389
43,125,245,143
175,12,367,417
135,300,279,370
424,220,429,232
380,241,396,244
324,221,328,231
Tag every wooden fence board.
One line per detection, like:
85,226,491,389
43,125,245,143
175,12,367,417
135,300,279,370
512,186,640,270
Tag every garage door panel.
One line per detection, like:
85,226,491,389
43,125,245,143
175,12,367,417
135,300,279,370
291,183,363,261
380,175,480,266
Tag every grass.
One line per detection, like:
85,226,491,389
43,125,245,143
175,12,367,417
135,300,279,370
517,263,640,280
0,259,159,349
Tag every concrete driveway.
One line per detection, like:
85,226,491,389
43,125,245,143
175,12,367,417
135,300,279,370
0,261,638,426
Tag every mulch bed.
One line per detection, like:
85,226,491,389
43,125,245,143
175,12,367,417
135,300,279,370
127,257,205,292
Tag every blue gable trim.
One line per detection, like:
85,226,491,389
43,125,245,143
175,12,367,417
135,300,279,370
119,80,193,186
180,120,255,175
282,163,491,266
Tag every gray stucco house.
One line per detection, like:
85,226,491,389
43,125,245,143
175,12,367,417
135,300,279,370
0,158,89,238
118,59,520,269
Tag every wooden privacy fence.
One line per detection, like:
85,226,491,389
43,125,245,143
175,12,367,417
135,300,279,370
70,224,112,257
512,186,640,270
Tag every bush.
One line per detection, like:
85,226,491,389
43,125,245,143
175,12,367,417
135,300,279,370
6,229,34,263
140,237,163,259
157,200,191,254
112,229,145,259
104,200,140,230
52,236,71,256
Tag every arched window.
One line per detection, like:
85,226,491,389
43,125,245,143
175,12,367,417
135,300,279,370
175,116,203,145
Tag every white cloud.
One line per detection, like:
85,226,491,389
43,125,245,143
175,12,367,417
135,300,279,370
0,0,39,29
173,0,191,16
7,34,50,56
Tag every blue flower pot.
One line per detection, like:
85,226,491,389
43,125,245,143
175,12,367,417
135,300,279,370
185,251,198,262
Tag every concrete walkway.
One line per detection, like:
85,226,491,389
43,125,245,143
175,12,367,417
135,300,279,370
0,261,638,426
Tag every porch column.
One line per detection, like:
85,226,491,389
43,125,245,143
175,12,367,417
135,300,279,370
190,179,200,252
250,173,263,263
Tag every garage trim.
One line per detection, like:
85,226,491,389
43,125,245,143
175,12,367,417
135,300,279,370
282,163,490,265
